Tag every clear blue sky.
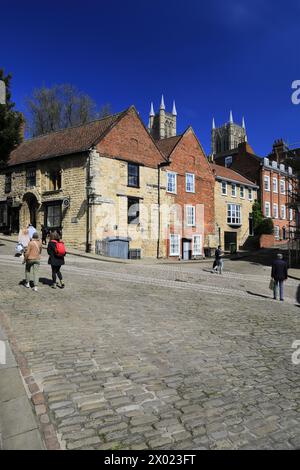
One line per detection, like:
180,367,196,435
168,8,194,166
2,0,300,155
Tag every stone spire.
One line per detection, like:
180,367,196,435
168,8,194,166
242,116,246,129
160,94,165,110
229,110,233,123
212,117,216,129
149,102,155,117
172,100,177,116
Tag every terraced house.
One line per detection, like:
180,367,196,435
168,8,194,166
0,107,168,257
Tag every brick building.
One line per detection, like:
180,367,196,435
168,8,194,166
156,128,216,259
213,141,297,242
211,164,258,251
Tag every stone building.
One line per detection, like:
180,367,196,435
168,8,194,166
156,128,216,259
0,106,168,257
211,163,258,251
148,96,177,140
211,112,247,157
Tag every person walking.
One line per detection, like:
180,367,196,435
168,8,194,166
47,231,66,289
271,253,288,301
27,223,37,240
212,245,223,274
41,225,48,245
24,232,42,291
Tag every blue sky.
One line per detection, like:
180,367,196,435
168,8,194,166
2,0,300,155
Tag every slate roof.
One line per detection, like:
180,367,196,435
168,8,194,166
211,163,258,187
7,111,125,166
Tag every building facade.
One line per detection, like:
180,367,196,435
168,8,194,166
211,164,258,251
213,141,297,242
157,128,216,259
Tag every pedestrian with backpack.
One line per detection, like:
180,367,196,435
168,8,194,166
24,232,42,291
47,231,66,289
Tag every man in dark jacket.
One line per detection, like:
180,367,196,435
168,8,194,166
47,231,66,289
271,253,288,301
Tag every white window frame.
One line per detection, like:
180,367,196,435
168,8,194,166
273,177,278,193
169,234,180,256
192,234,202,256
264,175,270,191
290,208,293,221
281,205,286,220
240,186,245,199
227,204,242,226
274,226,280,240
231,183,237,197
186,205,196,227
280,179,285,194
273,203,278,219
265,202,271,218
185,173,195,193
167,172,177,194
248,188,253,200
221,181,227,195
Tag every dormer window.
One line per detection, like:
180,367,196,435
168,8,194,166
225,156,232,168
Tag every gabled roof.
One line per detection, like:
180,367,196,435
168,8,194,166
7,110,127,167
211,163,258,187
155,135,183,158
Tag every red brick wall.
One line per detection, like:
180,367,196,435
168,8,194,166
96,107,164,167
163,129,215,254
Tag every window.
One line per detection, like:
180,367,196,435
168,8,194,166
128,197,139,224
186,205,195,226
167,172,177,194
248,188,253,200
240,186,245,198
46,204,61,228
274,226,280,240
221,181,227,195
26,167,36,188
273,203,278,219
0,204,8,227
280,179,285,194
48,170,62,191
193,235,202,256
290,208,293,221
265,202,271,218
273,177,278,193
227,204,241,225
186,173,195,193
170,234,180,256
281,205,286,220
5,174,11,193
225,156,232,168
231,184,237,197
128,163,139,188
264,175,270,191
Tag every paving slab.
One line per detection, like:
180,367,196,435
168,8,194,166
3,429,44,450
0,367,25,403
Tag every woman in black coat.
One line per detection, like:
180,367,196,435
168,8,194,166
47,231,65,289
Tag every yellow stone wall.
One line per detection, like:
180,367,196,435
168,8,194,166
214,179,257,250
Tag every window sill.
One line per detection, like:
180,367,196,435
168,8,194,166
127,185,140,189
227,223,242,227
42,190,63,195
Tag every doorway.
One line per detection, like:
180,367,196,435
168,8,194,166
182,239,192,260
224,231,237,251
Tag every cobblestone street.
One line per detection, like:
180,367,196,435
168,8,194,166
0,241,300,450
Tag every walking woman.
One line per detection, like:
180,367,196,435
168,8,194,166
24,232,42,291
47,231,66,289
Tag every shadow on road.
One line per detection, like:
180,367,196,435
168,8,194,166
246,290,272,300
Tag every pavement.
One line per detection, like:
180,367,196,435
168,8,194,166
0,325,44,450
0,238,300,450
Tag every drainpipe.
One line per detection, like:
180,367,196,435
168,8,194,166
86,150,92,253
157,161,169,258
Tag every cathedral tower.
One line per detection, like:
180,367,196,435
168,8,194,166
148,96,177,140
211,112,247,157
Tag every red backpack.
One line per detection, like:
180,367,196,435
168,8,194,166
51,240,66,257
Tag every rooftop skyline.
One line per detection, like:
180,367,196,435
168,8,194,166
2,0,300,156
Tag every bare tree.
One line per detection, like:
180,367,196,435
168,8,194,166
26,84,112,137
